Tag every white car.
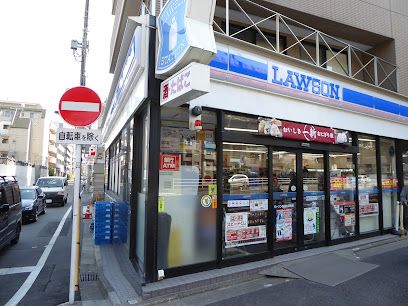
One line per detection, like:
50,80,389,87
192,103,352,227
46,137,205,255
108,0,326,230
36,176,68,207
228,174,249,187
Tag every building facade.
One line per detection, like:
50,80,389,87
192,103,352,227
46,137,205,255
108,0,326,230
102,0,408,284
0,101,48,182
48,121,74,177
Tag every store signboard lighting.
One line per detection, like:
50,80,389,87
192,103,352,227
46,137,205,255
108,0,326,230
156,0,217,78
160,62,210,107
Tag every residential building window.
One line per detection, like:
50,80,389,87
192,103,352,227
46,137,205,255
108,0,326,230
3,125,9,130
2,138,9,144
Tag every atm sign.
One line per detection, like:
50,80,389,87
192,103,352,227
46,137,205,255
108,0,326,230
160,154,180,171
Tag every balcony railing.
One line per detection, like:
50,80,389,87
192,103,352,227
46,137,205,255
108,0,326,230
213,0,398,92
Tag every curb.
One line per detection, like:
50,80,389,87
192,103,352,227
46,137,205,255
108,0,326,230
94,245,122,305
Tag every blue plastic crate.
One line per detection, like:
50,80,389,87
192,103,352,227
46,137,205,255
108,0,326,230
94,239,111,245
94,224,111,231
95,201,113,206
94,214,112,222
94,232,111,238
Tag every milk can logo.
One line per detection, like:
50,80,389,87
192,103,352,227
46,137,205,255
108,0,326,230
156,0,188,74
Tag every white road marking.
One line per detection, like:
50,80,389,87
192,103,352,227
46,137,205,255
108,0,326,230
5,206,72,306
0,266,36,276
60,101,99,112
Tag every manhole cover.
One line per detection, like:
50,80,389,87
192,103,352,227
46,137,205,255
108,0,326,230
80,272,98,282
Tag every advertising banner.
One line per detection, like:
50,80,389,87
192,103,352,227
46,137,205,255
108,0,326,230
304,207,319,235
258,117,338,144
276,208,293,241
225,226,267,248
225,212,267,248
359,203,379,216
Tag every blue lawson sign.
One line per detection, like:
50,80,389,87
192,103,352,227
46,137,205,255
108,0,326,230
210,46,408,121
156,0,189,74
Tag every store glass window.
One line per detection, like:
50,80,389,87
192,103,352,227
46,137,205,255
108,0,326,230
119,126,128,200
128,119,134,202
223,143,268,259
136,109,150,268
157,108,217,269
105,150,109,191
380,138,397,229
358,135,379,233
224,114,258,134
330,153,356,239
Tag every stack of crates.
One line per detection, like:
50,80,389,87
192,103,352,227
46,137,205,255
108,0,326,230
94,202,113,245
112,201,128,244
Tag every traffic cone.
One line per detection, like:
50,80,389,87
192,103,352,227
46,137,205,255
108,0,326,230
84,204,92,219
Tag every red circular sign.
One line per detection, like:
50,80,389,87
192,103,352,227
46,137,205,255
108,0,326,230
59,86,102,127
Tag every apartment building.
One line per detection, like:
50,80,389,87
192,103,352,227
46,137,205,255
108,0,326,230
48,121,74,177
0,101,48,180
102,0,408,283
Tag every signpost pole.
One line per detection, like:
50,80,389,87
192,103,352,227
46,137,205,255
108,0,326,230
69,144,82,303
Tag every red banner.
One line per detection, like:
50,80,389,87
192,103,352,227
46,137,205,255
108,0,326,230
281,121,335,143
258,118,336,144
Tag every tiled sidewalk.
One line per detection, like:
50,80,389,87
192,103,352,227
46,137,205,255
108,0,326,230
90,233,401,305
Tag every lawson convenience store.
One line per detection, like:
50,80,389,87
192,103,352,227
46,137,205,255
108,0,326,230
102,6,408,283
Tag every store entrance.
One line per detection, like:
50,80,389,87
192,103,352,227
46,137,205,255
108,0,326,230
272,150,326,251
222,143,328,258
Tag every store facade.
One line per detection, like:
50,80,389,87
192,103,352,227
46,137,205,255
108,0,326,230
102,2,408,284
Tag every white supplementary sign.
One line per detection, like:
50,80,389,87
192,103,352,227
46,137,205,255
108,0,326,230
56,128,102,145
160,62,210,107
156,0,217,78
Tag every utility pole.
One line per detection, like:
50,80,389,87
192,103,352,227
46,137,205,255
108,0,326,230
69,0,89,303
80,0,89,86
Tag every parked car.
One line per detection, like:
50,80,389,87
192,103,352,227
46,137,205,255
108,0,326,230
228,174,249,187
0,176,22,250
35,177,68,207
20,186,46,223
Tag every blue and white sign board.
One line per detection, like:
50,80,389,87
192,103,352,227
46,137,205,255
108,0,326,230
209,43,408,125
156,0,217,78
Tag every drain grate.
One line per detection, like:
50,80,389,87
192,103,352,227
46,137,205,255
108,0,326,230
80,272,98,282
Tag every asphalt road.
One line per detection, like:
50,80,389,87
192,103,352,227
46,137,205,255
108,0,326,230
0,186,74,306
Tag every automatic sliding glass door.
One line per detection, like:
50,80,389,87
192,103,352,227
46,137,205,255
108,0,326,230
302,153,325,245
272,151,298,249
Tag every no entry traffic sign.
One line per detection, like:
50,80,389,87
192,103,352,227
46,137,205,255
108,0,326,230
59,86,102,127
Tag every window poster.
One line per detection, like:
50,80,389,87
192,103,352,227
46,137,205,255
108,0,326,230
276,208,292,241
304,207,319,235
344,213,355,226
225,212,267,248
250,198,268,211
160,127,197,152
